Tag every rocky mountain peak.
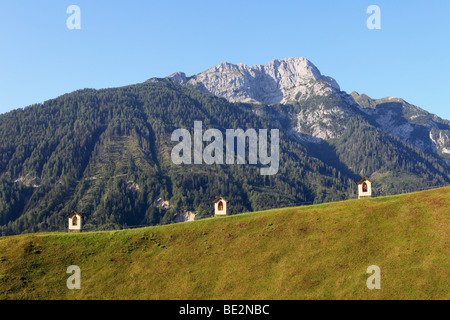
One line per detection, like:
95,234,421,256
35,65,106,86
167,57,341,104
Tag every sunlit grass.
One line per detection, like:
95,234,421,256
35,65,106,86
0,187,449,300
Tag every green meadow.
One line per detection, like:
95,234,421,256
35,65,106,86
0,187,449,300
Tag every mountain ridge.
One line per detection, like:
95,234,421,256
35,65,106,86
167,57,341,104
350,91,450,163
0,58,449,235
166,57,450,164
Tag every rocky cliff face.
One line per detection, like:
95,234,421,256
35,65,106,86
167,57,450,165
167,57,341,104
351,92,450,164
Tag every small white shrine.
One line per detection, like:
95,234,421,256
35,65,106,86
67,211,83,233
212,197,228,216
356,177,373,199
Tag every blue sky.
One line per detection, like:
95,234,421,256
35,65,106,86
1,0,449,120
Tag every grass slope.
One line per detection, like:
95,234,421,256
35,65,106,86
0,187,449,300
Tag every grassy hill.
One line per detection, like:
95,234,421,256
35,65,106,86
0,187,449,300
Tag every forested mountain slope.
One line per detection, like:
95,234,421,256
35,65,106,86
0,60,449,235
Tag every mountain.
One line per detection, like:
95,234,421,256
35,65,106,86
169,57,450,165
1,186,449,299
167,57,342,104
0,57,449,235
351,92,450,164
